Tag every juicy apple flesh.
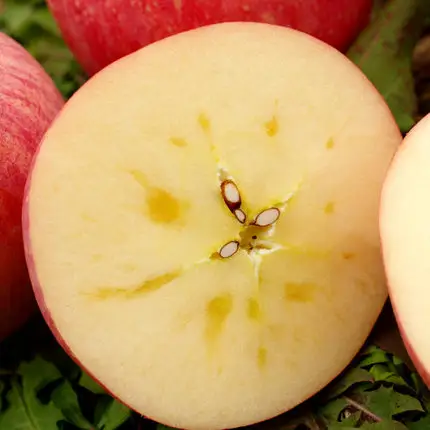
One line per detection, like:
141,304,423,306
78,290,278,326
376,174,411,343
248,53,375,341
25,23,401,430
380,113,430,387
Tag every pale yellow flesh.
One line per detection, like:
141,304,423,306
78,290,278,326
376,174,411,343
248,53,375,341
27,23,401,430
381,113,430,376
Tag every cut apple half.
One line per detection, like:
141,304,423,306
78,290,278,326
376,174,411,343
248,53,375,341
24,23,402,430
380,113,430,387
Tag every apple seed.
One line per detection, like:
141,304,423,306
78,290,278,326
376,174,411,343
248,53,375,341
219,241,240,259
253,208,281,227
234,209,246,224
221,180,241,210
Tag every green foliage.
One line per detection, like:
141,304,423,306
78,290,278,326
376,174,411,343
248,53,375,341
257,346,430,429
347,0,430,133
0,320,132,430
0,0,86,98
0,353,132,430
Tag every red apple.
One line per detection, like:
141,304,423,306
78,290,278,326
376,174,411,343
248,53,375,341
380,113,430,387
24,23,401,429
0,33,64,341
47,0,373,76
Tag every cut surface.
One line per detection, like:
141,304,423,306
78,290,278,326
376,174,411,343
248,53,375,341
25,23,401,430
380,113,430,384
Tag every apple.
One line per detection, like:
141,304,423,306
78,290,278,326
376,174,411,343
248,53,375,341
0,33,64,341
46,0,373,76
380,113,430,387
24,23,401,430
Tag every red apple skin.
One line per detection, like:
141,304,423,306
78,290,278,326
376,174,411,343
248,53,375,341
46,0,373,76
0,33,64,341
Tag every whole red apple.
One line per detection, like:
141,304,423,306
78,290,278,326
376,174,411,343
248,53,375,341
0,33,64,341
47,0,373,76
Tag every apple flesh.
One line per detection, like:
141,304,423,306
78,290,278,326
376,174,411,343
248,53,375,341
46,0,373,76
380,113,430,387
24,23,401,430
0,33,64,341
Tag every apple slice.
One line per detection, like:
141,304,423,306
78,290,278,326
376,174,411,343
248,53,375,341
380,113,430,386
24,23,401,430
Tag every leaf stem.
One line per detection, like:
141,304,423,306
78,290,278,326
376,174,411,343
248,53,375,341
344,396,382,423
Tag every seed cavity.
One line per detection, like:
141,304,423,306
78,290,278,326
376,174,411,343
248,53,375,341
253,208,280,227
219,241,240,259
221,180,241,210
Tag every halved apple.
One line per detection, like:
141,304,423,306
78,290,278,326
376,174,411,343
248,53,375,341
380,113,430,387
24,23,402,430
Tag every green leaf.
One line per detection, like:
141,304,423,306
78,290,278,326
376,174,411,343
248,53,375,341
0,3,34,34
326,368,374,399
340,411,361,426
51,380,93,429
30,9,62,36
0,380,5,411
94,397,131,430
320,398,349,422
368,364,410,388
347,0,430,132
360,348,392,367
328,420,409,429
356,386,424,420
78,371,106,395
360,421,409,429
408,414,430,429
0,356,65,430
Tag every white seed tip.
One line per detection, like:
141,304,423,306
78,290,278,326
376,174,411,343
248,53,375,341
254,208,281,227
219,241,240,259
234,209,246,224
221,180,241,206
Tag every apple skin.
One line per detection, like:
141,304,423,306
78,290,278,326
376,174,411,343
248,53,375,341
46,0,373,76
380,113,430,389
393,305,430,388
0,33,64,341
